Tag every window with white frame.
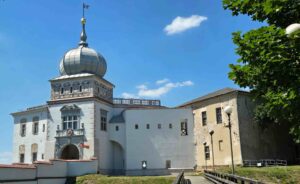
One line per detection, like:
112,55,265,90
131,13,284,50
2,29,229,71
62,115,79,130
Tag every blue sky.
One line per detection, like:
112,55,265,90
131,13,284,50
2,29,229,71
0,0,263,163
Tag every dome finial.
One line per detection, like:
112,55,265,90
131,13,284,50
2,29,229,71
79,3,90,47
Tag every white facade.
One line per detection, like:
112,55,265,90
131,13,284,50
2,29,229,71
11,70,195,176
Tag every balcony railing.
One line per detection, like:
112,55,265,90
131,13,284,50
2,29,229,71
56,129,84,137
113,98,161,106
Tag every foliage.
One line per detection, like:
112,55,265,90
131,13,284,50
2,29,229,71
76,174,175,184
216,166,300,184
223,0,300,142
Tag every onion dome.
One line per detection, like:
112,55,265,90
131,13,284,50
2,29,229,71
59,17,107,78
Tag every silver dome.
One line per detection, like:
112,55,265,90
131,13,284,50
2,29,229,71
59,46,107,77
59,17,107,78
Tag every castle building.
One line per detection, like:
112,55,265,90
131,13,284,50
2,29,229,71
10,14,297,176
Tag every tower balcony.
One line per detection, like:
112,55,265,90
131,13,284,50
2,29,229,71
56,128,85,137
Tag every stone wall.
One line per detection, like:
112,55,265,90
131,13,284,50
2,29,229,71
0,159,98,184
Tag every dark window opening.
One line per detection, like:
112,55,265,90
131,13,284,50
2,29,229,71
216,107,222,124
116,126,119,131
42,124,45,132
158,124,161,129
135,124,139,129
33,122,39,135
61,88,64,94
205,146,210,160
202,111,207,126
181,121,188,136
100,110,107,131
70,87,73,93
32,152,37,162
21,124,26,137
146,124,150,129
169,123,172,129
166,160,171,169
20,154,25,163
79,86,82,92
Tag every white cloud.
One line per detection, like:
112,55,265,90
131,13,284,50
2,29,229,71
156,78,170,85
121,79,194,99
0,151,12,164
121,92,138,99
164,15,207,35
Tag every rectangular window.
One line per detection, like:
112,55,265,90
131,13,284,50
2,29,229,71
62,115,79,130
158,124,161,129
146,124,150,129
21,124,26,137
42,124,45,132
20,154,25,163
115,126,119,131
205,146,210,160
100,109,107,131
219,140,223,151
181,120,188,136
166,160,171,169
169,124,172,129
216,107,222,124
135,124,139,129
42,154,44,159
202,111,207,126
33,122,39,135
32,152,37,162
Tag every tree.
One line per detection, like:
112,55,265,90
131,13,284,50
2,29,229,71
222,0,300,142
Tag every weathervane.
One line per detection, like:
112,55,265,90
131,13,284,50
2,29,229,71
79,3,90,47
82,3,89,18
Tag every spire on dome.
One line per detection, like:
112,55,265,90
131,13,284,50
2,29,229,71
79,3,89,47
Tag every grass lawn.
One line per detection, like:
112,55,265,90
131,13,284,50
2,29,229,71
76,174,176,184
216,166,300,184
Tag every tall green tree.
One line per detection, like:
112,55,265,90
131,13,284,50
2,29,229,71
222,0,300,142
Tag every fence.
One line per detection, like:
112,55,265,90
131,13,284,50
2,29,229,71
172,171,191,184
243,159,287,167
204,170,263,184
